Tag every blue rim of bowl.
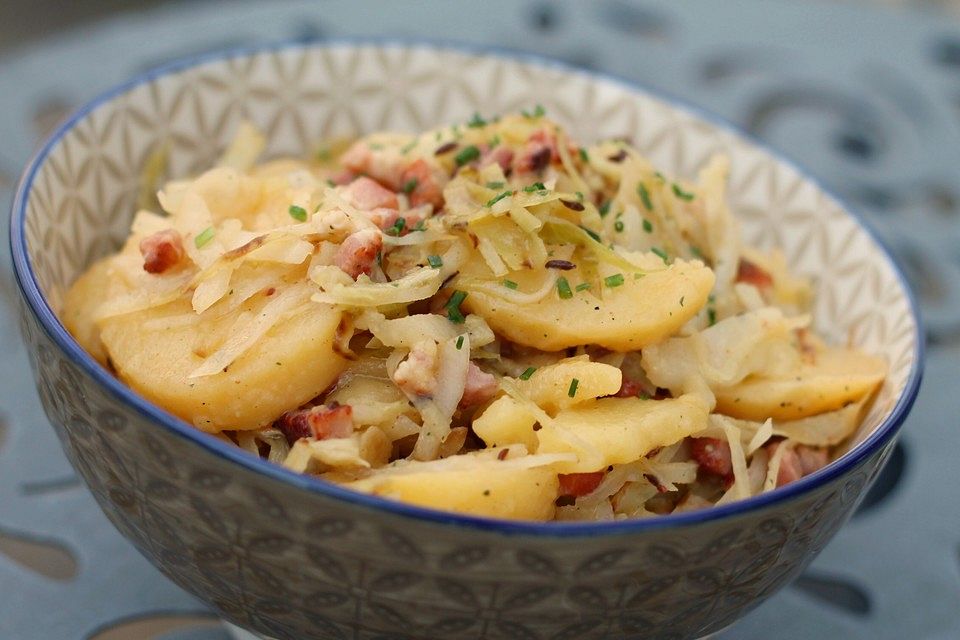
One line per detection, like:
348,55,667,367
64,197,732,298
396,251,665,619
9,36,924,537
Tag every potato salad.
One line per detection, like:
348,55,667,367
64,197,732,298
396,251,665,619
63,110,887,521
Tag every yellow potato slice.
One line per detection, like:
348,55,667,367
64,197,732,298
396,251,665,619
715,348,886,421
538,394,709,472
460,260,714,351
98,292,347,432
517,356,622,413
61,257,115,367
472,396,539,451
344,452,560,520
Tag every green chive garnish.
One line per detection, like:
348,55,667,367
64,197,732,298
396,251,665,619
643,218,653,233
579,147,589,163
326,179,336,187
575,191,584,202
195,227,215,248
467,112,487,128
402,178,418,194
604,273,625,288
614,220,624,232
489,134,501,148
581,226,601,242
288,205,308,222
445,290,468,324
568,378,579,398
486,181,505,189
599,201,611,217
387,217,406,236
486,190,512,207
519,367,537,381
557,276,573,299
427,255,443,269
456,335,465,350
503,279,519,290
708,308,717,326
400,140,417,154
523,182,546,193
690,246,704,259
412,219,426,231
575,282,592,292
672,184,695,201
523,104,546,118
638,183,653,211
651,247,669,263
455,145,480,166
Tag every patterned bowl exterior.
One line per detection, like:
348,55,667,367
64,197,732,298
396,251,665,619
10,42,922,640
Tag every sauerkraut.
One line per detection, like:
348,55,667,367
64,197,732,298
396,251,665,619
62,110,887,521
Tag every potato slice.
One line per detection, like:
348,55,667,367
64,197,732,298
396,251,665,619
472,396,539,450
460,259,714,351
538,394,709,472
344,451,561,520
517,356,622,413
99,292,347,432
62,257,115,367
715,348,886,421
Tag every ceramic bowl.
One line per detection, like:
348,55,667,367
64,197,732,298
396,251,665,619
10,41,922,640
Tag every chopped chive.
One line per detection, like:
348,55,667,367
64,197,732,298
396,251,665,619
614,220,624,232
456,335,465,350
402,178,418,194
288,204,308,222
523,104,546,118
486,190,513,207
445,290,468,324
376,250,382,267
642,218,653,233
455,145,480,166
580,226,601,242
638,183,653,211
655,171,665,181
690,246,704,259
579,147,589,163
568,378,579,398
486,181,505,189
488,134,501,148
651,247,669,263
519,366,537,381
604,273,625,288
557,276,573,299
523,182,546,192
194,227,215,248
502,279,519,290
400,140,417,154
326,178,336,187
467,112,487,128
599,201,611,217
708,307,717,326
575,282,592,292
672,183,695,201
316,147,331,162
575,191,584,202
386,217,406,236
427,254,443,269
412,219,426,231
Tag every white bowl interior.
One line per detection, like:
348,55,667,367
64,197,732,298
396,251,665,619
22,43,918,455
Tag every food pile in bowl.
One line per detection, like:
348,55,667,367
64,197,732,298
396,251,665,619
62,109,886,522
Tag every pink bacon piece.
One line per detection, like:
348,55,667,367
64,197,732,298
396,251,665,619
334,229,383,280
459,363,498,408
139,229,185,274
274,404,354,444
